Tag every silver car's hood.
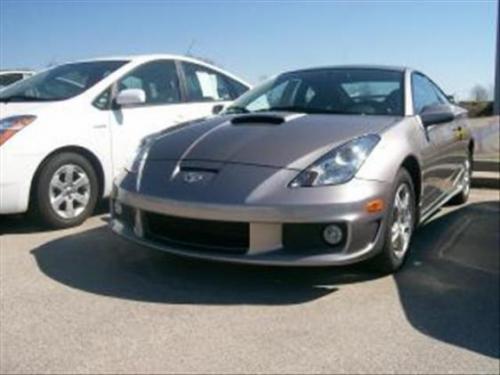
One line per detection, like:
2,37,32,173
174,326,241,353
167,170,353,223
148,112,400,170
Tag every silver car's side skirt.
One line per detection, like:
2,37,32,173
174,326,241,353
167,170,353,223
419,167,465,225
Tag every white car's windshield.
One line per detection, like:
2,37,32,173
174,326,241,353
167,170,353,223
226,68,405,116
0,60,128,102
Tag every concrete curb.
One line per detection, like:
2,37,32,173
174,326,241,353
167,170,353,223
472,160,499,189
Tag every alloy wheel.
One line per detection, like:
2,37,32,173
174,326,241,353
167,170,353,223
49,164,91,219
390,183,414,259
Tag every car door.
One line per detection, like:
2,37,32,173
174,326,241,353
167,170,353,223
107,59,190,176
179,61,248,117
412,73,457,210
427,78,469,186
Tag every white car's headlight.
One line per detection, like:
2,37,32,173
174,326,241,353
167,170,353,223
125,135,155,173
289,134,380,187
0,115,37,146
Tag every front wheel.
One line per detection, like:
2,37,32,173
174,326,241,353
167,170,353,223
33,153,98,228
369,169,416,273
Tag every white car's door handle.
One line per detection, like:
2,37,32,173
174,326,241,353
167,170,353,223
93,124,107,129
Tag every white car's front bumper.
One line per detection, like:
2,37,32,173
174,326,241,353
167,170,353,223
0,150,40,214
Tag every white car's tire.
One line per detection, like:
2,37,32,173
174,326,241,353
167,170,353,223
33,153,98,228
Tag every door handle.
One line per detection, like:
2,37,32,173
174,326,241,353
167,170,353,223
93,124,107,129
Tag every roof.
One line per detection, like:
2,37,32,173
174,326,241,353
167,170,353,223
64,54,251,87
286,65,411,74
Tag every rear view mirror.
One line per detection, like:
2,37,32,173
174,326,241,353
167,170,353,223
420,105,456,127
115,89,146,107
446,95,456,104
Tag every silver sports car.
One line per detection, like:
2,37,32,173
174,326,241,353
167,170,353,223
110,66,473,272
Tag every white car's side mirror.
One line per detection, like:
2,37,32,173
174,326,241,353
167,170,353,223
115,89,146,107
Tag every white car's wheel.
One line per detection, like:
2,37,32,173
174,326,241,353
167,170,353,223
34,153,98,228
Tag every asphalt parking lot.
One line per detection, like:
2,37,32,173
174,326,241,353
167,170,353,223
0,189,499,374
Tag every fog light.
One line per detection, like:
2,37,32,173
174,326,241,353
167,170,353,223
323,224,343,245
114,200,123,215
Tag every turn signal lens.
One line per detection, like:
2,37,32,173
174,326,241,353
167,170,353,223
0,115,37,146
366,199,384,213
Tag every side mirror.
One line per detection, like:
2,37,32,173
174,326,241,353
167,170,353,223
212,104,224,115
420,105,456,127
446,95,456,104
115,88,146,107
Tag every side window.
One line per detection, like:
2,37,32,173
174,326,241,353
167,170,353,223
412,74,442,114
225,77,249,98
117,60,181,105
429,81,449,105
93,88,112,110
182,62,238,102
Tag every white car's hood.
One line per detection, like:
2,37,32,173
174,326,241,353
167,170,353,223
0,102,60,119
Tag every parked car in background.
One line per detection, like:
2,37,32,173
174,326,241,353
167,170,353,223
111,66,473,273
0,54,250,228
0,70,34,89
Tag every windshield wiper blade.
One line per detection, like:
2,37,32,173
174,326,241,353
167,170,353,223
261,107,353,115
225,106,250,114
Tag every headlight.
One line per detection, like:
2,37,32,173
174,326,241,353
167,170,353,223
0,115,37,146
289,134,380,187
125,135,155,173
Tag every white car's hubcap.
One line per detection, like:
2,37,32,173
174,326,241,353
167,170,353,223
391,183,413,258
49,164,90,219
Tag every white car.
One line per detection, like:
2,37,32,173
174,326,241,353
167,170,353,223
0,54,250,228
0,70,35,90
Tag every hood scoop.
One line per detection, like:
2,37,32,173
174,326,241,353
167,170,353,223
231,114,285,126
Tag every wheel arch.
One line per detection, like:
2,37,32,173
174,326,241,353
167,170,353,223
29,146,106,206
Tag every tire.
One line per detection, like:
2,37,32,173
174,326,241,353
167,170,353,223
33,152,99,228
369,168,417,274
448,153,472,206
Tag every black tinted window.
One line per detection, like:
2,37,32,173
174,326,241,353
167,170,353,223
0,61,127,102
182,62,244,102
228,69,404,116
117,60,181,105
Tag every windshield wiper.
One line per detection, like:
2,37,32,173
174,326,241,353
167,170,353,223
258,106,307,113
260,107,353,115
0,95,59,103
224,106,250,114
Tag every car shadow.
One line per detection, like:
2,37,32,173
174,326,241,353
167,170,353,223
26,201,499,357
395,201,500,358
29,223,384,306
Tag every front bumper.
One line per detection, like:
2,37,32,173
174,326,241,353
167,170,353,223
110,178,391,266
0,151,40,214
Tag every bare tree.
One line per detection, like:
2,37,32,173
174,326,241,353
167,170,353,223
470,84,489,101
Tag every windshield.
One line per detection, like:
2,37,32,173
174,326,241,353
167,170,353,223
0,60,128,102
226,68,405,116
